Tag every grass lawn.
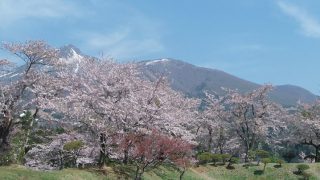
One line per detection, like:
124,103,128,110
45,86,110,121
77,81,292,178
0,163,319,180
191,163,320,180
0,165,113,180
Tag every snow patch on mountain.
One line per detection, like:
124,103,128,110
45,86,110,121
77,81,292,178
60,48,83,63
0,72,13,78
70,49,83,61
10,73,20,78
59,48,84,73
145,58,170,66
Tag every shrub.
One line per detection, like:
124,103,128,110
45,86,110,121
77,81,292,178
261,158,271,172
296,164,310,174
255,150,270,165
55,127,65,134
256,150,270,158
227,157,239,169
211,154,222,165
261,158,271,163
272,158,285,168
269,156,279,163
63,140,84,152
276,159,285,167
0,151,14,166
63,140,84,168
221,154,231,164
248,150,256,162
197,152,212,165
229,157,240,164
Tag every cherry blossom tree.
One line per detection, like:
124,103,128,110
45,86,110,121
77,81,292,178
116,130,193,180
24,132,98,170
35,58,129,165
38,56,200,166
0,41,61,151
198,92,232,153
201,85,285,161
171,143,194,180
224,85,285,162
290,101,320,162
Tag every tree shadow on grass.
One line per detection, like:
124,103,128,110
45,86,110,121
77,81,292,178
243,163,258,169
297,172,312,180
253,170,264,175
226,165,235,170
293,171,301,175
209,164,218,167
273,165,282,168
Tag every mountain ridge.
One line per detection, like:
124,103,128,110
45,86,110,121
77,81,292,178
2,46,317,107
139,58,318,106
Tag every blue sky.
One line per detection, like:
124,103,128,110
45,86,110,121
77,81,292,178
1,0,320,94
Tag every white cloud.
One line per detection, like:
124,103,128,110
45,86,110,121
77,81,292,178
76,2,165,60
277,1,320,38
83,29,164,60
0,0,165,60
86,30,130,49
0,0,80,28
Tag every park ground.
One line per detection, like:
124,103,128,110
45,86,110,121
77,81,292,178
0,163,319,180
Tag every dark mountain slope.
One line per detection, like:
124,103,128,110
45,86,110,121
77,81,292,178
139,58,318,106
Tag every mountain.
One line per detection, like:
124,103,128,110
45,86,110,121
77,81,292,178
270,85,318,106
1,45,317,107
59,44,82,58
139,58,318,106
0,44,85,81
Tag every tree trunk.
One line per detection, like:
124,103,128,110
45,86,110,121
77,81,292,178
20,112,36,163
227,161,232,169
0,121,12,150
316,147,320,163
0,129,10,147
98,133,109,167
219,146,223,154
58,150,64,170
179,168,186,180
244,145,249,162
217,126,225,154
0,108,15,151
244,155,248,163
135,173,143,180
123,149,129,164
207,127,213,152
99,149,105,166
134,166,143,180
99,148,110,167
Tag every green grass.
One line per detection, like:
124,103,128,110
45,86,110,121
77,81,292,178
0,165,109,180
190,163,320,180
0,163,319,180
